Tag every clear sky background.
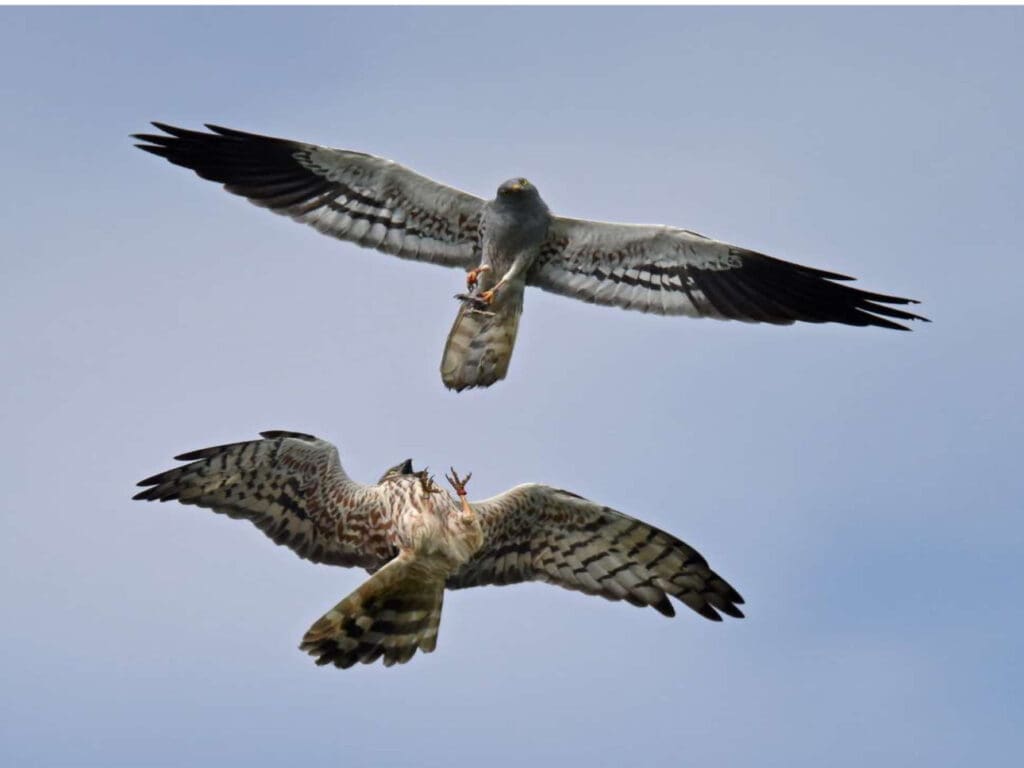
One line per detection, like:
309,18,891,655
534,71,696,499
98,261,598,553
2,6,1021,767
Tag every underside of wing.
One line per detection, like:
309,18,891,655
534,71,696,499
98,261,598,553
133,430,396,569
134,123,484,268
529,217,927,330
447,484,744,622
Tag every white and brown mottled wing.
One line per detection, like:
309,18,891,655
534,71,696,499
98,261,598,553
134,123,484,269
133,430,396,570
529,216,927,329
447,483,744,621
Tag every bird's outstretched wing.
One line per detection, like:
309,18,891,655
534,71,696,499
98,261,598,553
134,431,397,570
134,123,484,268
529,217,927,329
447,483,744,621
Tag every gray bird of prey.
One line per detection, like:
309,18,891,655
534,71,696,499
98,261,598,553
134,123,927,391
134,430,743,669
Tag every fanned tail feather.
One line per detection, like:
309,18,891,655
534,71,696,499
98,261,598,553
300,554,445,669
441,290,524,391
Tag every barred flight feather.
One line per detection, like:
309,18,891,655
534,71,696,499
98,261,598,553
529,217,927,330
450,484,744,622
133,123,483,269
133,431,396,570
300,553,446,669
136,432,743,670
135,123,925,391
440,291,524,391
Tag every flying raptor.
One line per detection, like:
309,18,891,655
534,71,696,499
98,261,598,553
134,123,927,391
134,430,744,669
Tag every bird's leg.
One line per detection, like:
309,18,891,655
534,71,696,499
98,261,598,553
477,252,532,306
454,254,525,311
465,264,491,291
453,285,496,314
453,264,498,314
446,469,476,526
445,467,474,516
473,274,512,306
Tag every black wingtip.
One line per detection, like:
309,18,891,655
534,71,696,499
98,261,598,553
871,309,930,330
134,143,170,158
132,484,162,501
717,603,746,619
205,123,244,136
703,608,724,622
259,430,317,441
149,121,192,137
652,595,676,618
135,472,165,487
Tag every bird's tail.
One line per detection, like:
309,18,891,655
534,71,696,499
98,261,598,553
440,290,524,391
300,553,445,669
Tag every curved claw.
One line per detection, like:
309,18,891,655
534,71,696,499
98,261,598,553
466,264,492,290
445,467,472,497
418,469,443,494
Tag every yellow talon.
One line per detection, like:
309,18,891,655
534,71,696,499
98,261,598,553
466,265,491,290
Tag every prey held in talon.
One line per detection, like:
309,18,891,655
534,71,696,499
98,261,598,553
134,430,745,669
135,124,928,392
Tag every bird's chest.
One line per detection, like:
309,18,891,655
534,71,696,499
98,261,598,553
479,218,549,284
394,497,481,568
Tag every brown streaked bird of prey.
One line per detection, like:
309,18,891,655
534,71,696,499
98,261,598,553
133,430,744,669
134,123,927,391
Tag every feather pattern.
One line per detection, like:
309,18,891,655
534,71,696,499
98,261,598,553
529,217,927,330
134,123,926,389
448,483,744,621
134,431,743,668
440,289,525,391
133,123,484,268
133,430,397,569
301,552,447,669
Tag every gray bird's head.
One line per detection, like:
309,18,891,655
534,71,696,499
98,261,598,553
496,177,542,203
377,458,415,484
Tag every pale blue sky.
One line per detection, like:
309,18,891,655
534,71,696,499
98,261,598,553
2,7,1022,767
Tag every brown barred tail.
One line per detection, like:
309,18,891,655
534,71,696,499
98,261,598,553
300,554,445,669
440,290,524,391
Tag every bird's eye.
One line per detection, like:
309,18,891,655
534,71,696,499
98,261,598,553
519,178,529,187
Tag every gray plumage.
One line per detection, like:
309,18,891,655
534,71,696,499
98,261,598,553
134,123,928,390
441,178,550,388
